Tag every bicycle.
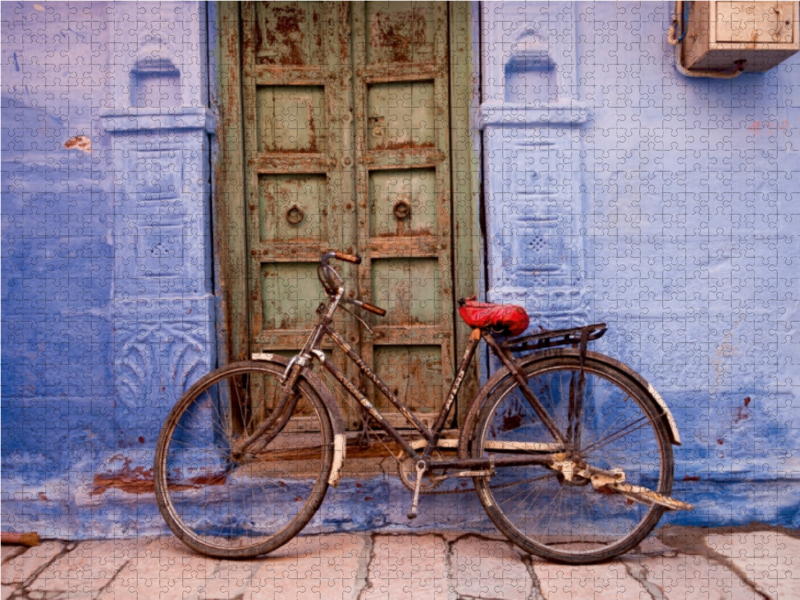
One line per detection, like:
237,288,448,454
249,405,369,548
154,251,692,564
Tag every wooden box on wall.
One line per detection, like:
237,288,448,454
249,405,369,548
682,1,799,72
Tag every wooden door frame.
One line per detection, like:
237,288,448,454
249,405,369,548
213,2,482,424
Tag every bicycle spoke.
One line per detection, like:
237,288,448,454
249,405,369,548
489,472,553,492
495,470,553,505
580,394,631,450
582,415,649,456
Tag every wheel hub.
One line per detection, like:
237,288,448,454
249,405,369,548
551,457,591,487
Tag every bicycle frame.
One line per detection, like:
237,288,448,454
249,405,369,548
234,285,567,474
155,251,692,563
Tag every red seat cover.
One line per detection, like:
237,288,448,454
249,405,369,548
458,298,530,336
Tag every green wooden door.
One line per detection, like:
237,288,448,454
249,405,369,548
222,2,478,429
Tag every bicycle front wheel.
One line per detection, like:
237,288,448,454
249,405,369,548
154,361,334,558
472,350,673,564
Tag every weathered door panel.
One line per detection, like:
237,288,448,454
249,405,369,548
369,169,437,239
255,86,327,153
252,2,327,66
353,2,455,428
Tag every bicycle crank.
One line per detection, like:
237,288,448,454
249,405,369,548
397,451,448,493
407,461,426,520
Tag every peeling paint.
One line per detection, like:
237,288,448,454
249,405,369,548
64,135,91,151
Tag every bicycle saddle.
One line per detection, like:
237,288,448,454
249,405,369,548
457,296,530,336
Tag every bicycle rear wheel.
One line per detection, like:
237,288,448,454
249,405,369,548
472,350,673,564
154,361,334,558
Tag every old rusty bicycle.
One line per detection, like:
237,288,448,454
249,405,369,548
154,251,692,564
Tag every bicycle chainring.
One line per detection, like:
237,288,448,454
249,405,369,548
396,451,448,493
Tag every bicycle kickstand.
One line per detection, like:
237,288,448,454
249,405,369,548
407,461,426,520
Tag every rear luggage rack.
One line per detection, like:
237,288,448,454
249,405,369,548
501,323,607,353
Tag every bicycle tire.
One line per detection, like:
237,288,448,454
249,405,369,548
471,349,674,564
154,361,334,558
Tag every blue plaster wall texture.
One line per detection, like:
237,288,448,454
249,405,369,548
2,1,799,539
2,1,216,537
482,2,800,528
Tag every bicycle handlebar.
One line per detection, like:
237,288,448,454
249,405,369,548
322,250,361,265
349,298,388,317
333,251,361,264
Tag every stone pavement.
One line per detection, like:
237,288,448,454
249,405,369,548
2,526,798,599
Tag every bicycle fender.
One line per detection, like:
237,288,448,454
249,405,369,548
252,353,347,487
601,354,681,446
457,349,681,460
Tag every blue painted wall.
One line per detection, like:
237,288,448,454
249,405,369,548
2,2,117,536
2,1,799,539
2,1,216,537
482,2,800,527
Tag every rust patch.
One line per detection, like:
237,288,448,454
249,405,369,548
275,6,302,35
501,411,523,432
375,227,434,239
732,406,749,425
91,455,229,495
370,7,427,63
682,475,701,481
383,140,434,151
302,96,318,152
488,399,526,437
743,396,751,407
256,4,308,66
91,456,154,495
183,472,227,487
64,135,91,152
338,5,350,60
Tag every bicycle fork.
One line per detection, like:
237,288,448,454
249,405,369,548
232,289,345,459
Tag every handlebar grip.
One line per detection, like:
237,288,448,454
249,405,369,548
333,252,361,265
360,302,387,317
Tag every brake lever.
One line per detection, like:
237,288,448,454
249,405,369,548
340,300,374,334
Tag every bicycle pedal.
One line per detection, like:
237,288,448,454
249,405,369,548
608,483,694,511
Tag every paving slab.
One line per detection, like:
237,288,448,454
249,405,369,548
0,546,27,566
634,536,679,557
450,535,532,600
96,536,218,600
27,540,130,597
201,560,257,600
707,531,800,600
625,554,758,599
361,534,451,600
1,541,66,586
533,561,646,600
246,533,368,600
5,529,800,600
